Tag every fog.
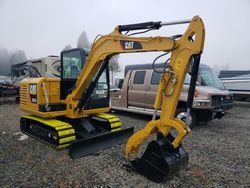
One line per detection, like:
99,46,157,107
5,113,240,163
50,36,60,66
0,0,250,73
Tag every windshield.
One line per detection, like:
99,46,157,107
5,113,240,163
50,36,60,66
184,74,191,85
62,50,83,79
199,66,225,89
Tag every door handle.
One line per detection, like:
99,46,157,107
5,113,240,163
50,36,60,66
129,79,133,89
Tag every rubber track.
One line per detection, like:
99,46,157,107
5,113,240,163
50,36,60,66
20,116,76,150
94,113,122,132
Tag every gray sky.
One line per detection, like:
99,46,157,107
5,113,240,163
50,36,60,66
0,0,250,72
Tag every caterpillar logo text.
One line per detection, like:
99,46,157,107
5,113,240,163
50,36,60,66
125,41,134,49
29,84,37,95
29,84,37,103
120,40,142,50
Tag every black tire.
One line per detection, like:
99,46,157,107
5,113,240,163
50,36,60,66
175,107,197,128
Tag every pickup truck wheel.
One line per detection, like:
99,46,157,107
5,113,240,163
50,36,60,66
175,108,197,128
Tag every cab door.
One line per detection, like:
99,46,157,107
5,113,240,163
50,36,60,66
144,70,160,109
128,70,147,108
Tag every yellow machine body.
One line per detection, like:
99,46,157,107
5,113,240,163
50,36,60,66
20,77,110,118
19,16,205,182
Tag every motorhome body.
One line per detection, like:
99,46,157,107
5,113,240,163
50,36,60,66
11,56,61,81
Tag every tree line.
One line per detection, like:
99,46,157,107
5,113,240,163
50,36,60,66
0,30,120,76
0,48,27,76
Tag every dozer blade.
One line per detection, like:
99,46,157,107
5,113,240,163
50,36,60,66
69,127,134,159
130,132,188,183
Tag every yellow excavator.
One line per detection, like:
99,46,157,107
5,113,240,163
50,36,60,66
19,15,205,182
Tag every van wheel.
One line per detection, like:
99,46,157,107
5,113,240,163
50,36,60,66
175,108,197,128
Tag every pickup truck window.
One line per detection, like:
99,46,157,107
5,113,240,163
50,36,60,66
151,71,192,85
133,71,146,84
151,71,161,85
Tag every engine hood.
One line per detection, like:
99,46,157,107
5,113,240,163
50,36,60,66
182,85,231,99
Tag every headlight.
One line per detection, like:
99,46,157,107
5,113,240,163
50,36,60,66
194,99,210,106
226,95,233,100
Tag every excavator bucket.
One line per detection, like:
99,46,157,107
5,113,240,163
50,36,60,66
130,132,188,183
69,127,134,159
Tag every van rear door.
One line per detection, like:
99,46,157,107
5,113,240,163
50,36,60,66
128,70,148,108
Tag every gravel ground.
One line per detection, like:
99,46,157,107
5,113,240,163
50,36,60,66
0,103,250,187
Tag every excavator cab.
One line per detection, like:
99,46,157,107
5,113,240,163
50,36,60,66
60,48,110,109
60,49,87,100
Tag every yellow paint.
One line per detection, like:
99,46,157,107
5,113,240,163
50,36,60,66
58,129,75,137
111,127,122,132
21,115,76,149
126,16,205,160
59,136,76,144
19,15,205,162
110,122,121,129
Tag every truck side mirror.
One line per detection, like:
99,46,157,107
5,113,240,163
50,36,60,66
197,75,202,85
117,79,124,89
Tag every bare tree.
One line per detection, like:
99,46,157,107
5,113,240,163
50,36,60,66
0,47,10,75
109,55,120,73
0,47,27,75
77,31,91,49
62,31,121,73
62,44,73,51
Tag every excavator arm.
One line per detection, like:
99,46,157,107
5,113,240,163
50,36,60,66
66,16,205,182
65,16,204,115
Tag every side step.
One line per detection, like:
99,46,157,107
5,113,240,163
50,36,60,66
69,127,134,159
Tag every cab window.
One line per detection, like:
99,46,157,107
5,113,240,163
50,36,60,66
133,71,146,84
90,70,108,99
62,50,83,79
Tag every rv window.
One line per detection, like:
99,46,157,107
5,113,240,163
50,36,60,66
133,71,146,84
151,72,161,85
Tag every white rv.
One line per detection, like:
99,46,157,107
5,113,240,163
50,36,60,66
11,56,60,83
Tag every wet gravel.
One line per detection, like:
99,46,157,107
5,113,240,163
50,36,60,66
0,102,250,187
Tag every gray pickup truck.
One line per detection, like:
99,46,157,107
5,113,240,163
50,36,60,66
110,64,233,127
